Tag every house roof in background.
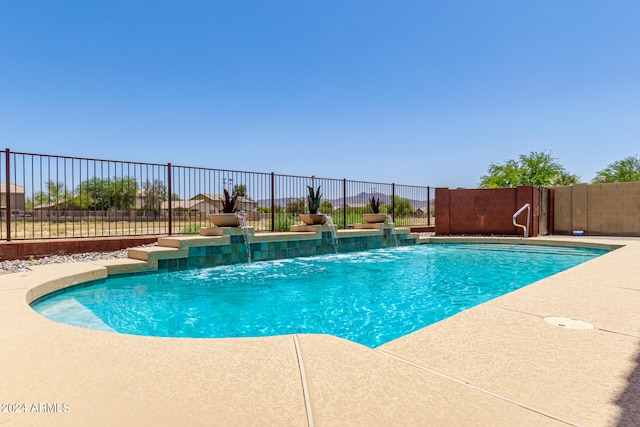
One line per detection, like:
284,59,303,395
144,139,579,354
0,183,25,194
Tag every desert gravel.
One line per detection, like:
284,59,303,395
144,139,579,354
0,244,157,275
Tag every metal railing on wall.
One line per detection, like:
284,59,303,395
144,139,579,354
1,148,433,241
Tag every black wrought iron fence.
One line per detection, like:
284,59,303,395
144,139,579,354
1,148,433,241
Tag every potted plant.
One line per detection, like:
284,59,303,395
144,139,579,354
207,189,241,227
363,196,388,223
299,185,326,225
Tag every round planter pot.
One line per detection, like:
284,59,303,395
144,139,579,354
299,214,326,225
362,213,388,224
208,213,240,227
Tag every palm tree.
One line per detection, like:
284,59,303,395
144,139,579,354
550,172,581,186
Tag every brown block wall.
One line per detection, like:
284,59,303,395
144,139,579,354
516,185,539,236
553,186,572,234
435,186,539,236
435,188,451,234
571,183,588,232
553,182,640,236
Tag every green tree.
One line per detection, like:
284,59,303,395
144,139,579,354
593,155,640,183
232,184,248,197
285,198,306,215
78,177,111,210
480,159,522,188
34,181,72,209
386,196,413,218
78,177,138,210
479,151,567,188
111,177,138,210
319,200,333,214
141,179,168,216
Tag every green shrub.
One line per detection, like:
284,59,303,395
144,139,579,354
319,200,333,214
274,216,296,232
181,224,201,234
286,198,306,215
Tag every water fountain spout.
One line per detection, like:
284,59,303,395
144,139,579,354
237,213,252,262
387,215,398,247
323,214,339,254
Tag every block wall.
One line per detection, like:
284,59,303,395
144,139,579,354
553,182,640,236
552,186,572,234
435,186,540,236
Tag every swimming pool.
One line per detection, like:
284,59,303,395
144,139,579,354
31,243,607,348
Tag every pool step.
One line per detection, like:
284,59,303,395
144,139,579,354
128,246,188,267
157,235,231,249
437,243,606,257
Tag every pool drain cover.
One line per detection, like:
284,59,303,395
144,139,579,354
544,317,594,330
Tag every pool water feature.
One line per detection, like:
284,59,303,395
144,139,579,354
323,215,338,253
387,215,398,246
31,243,607,348
237,215,252,262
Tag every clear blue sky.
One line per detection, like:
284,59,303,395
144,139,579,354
2,1,639,188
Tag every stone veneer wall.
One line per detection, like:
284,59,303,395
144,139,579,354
158,228,416,272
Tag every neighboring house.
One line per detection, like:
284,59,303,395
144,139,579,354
32,200,86,219
0,183,26,215
413,208,427,218
32,201,140,221
135,188,167,211
160,198,218,220
190,194,259,213
161,194,259,220
135,189,146,210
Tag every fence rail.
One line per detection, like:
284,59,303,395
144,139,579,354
1,148,433,241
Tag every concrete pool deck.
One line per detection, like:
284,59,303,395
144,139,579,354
1,236,638,426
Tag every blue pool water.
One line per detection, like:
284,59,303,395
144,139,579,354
31,244,607,348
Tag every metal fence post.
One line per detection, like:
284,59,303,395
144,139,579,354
5,148,11,241
271,172,275,232
427,186,431,226
391,183,396,223
343,179,347,229
167,162,172,236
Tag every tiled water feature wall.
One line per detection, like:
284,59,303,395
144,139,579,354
157,225,418,272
